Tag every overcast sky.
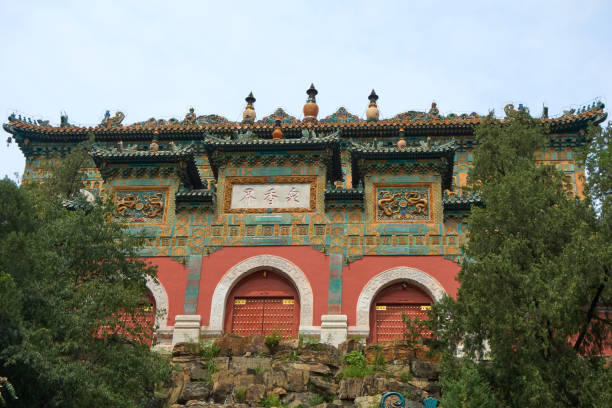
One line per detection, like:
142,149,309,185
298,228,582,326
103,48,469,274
1,0,610,179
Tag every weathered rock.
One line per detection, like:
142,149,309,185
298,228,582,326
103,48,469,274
309,375,338,396
291,362,331,375
231,356,272,371
179,382,210,402
410,360,440,380
264,367,289,390
211,370,234,401
338,377,364,399
245,383,266,403
284,391,319,408
244,334,269,354
213,357,230,371
272,386,287,396
338,338,364,355
184,401,207,408
167,369,190,406
312,403,342,408
364,341,415,364
189,363,210,381
172,342,200,363
299,344,341,367
285,365,310,392
234,373,258,388
353,394,381,408
214,333,246,356
279,338,300,351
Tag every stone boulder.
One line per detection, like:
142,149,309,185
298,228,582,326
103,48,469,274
364,341,415,363
244,334,269,354
309,375,338,396
172,342,200,363
245,384,266,403
353,394,381,408
338,338,364,355
178,382,210,403
214,333,246,356
211,370,234,402
410,360,440,380
299,344,341,367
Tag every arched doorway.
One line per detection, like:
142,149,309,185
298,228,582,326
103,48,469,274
369,282,433,343
223,270,300,338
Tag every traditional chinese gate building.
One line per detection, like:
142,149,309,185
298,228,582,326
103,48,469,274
4,87,606,350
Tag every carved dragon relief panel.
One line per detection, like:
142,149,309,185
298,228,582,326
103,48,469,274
114,187,169,224
375,184,432,222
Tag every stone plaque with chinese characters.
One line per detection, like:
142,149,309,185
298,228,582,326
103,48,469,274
375,185,432,222
224,176,317,213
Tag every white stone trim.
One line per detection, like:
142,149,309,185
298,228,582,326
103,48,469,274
320,314,348,347
354,266,446,334
145,276,169,332
208,254,314,334
172,315,202,345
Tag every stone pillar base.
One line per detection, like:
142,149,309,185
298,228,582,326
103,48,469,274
172,315,201,345
320,314,348,347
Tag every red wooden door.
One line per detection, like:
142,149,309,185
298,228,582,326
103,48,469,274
374,303,431,343
231,296,296,338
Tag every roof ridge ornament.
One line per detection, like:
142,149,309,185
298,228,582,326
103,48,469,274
242,92,256,123
366,89,380,122
428,102,440,119
184,107,196,124
303,83,319,123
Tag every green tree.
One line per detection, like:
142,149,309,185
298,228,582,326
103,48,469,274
0,143,171,407
431,109,612,407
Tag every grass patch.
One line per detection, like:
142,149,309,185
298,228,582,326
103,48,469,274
308,393,326,406
261,393,284,408
234,387,246,403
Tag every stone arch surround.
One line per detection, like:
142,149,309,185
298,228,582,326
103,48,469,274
208,255,315,334
145,276,170,331
353,266,446,334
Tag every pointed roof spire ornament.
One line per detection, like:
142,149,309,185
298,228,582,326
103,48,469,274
366,89,380,122
303,83,319,122
242,91,256,123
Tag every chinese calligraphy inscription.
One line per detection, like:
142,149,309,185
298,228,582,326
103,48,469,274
226,177,316,213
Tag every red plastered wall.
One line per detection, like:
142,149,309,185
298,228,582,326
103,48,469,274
342,256,460,327
146,257,188,327
197,246,330,327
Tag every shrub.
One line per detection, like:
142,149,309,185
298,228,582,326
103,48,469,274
308,393,326,406
344,350,366,368
261,393,283,408
400,370,413,383
234,387,246,403
265,333,282,353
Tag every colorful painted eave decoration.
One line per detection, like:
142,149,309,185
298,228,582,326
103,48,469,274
4,102,606,139
90,146,204,189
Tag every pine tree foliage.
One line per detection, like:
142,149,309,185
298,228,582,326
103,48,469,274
0,141,171,407
432,110,612,407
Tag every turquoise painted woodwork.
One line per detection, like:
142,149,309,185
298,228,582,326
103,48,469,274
423,397,439,408
380,392,405,408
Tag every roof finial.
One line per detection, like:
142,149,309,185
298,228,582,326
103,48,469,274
366,89,379,122
429,101,440,118
272,117,283,139
242,92,256,123
184,107,196,124
303,84,319,122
